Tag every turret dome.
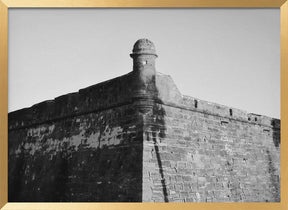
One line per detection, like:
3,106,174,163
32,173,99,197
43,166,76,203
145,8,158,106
131,38,157,56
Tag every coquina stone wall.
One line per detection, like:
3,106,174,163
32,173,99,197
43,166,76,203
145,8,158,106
8,39,280,202
9,73,145,202
142,74,280,202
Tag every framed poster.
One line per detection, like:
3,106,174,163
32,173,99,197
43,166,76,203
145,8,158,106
0,0,287,210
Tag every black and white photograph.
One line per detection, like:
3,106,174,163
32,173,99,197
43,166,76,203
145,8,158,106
8,8,280,202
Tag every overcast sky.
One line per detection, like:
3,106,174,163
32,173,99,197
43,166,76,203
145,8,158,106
8,8,280,118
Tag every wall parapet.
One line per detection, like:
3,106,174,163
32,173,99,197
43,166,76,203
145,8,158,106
9,72,135,130
9,71,280,131
180,95,280,129
155,73,280,130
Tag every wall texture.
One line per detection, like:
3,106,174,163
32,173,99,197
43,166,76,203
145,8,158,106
8,39,280,202
142,75,280,202
9,73,145,202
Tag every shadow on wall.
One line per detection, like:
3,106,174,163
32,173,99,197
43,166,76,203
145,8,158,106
266,150,280,202
151,101,168,202
8,145,25,201
272,119,280,148
143,75,169,202
266,119,280,202
9,149,69,201
50,151,69,201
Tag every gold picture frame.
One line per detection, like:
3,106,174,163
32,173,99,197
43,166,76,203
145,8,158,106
0,0,287,209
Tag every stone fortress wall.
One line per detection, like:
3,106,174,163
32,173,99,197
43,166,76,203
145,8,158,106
8,39,280,202
9,73,145,201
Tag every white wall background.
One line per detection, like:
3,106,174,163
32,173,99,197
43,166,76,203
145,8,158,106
8,8,280,118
